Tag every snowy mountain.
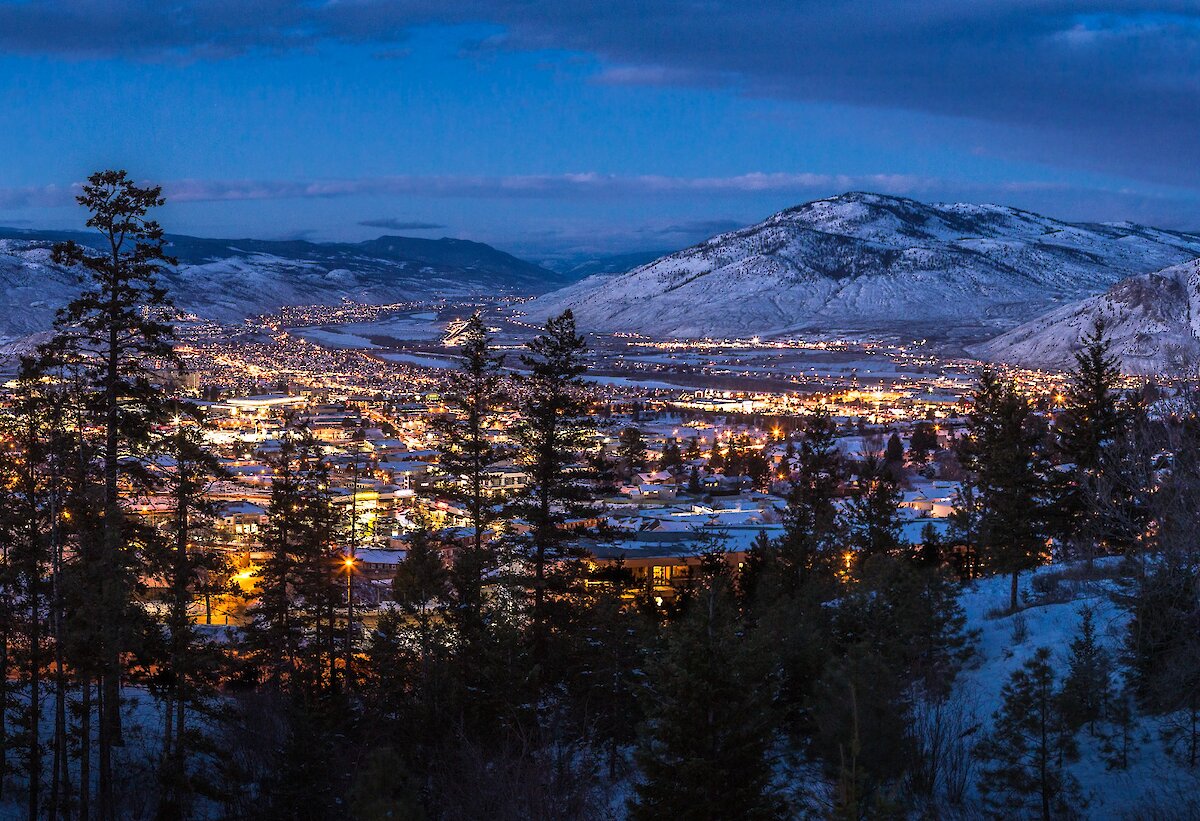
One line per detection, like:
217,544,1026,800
970,259,1200,375
0,229,567,342
524,193,1200,340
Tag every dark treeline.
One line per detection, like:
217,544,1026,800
0,171,1196,820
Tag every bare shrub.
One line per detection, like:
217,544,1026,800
1010,612,1029,644
907,687,982,809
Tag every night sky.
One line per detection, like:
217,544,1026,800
1,1,1197,258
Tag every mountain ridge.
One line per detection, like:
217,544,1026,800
523,192,1200,340
0,228,568,341
970,259,1200,375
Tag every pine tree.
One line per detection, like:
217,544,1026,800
430,314,507,682
1059,606,1111,735
908,422,938,466
977,647,1084,820
1123,556,1200,766
244,433,344,694
742,439,771,490
1054,321,1130,554
588,444,620,498
811,649,911,817
913,522,945,567
616,426,648,482
659,438,683,474
1100,687,1137,770
778,407,843,590
738,529,777,611
36,358,94,820
947,481,983,578
244,435,307,690
885,432,904,469
957,370,1050,610
707,441,726,472
390,520,451,749
570,560,643,779
510,310,593,673
1057,321,1126,476
843,555,973,691
630,564,784,821
144,406,231,819
0,359,62,818
48,169,180,818
842,454,904,566
392,522,450,636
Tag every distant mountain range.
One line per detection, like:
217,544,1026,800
971,259,1200,375
0,229,569,341
524,192,1200,341
539,249,672,279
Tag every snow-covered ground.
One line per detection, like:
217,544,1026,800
954,560,1200,817
375,351,462,369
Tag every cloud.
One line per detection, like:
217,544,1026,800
592,64,731,88
149,172,942,203
7,171,1200,243
6,171,1200,225
357,218,446,230
0,184,81,209
3,2,1195,188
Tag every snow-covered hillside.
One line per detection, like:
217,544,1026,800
0,230,568,343
970,259,1200,374
953,561,1200,818
524,193,1200,340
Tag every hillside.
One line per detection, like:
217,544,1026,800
970,259,1200,374
0,229,567,342
524,192,1200,340
949,560,1200,818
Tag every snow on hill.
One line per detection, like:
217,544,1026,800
953,560,1199,817
523,193,1200,340
970,259,1200,374
0,230,568,343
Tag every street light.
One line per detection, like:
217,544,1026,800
343,555,356,688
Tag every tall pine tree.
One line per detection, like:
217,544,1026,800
1054,321,1129,555
431,314,508,688
957,370,1050,610
630,561,784,821
778,407,843,591
510,311,593,675
48,170,179,819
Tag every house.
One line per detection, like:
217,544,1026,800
352,548,407,582
377,459,431,489
620,483,678,502
584,524,781,602
481,464,530,495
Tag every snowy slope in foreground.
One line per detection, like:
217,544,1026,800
524,192,1200,340
971,259,1200,374
954,561,1198,817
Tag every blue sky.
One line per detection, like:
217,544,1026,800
1,2,1198,259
